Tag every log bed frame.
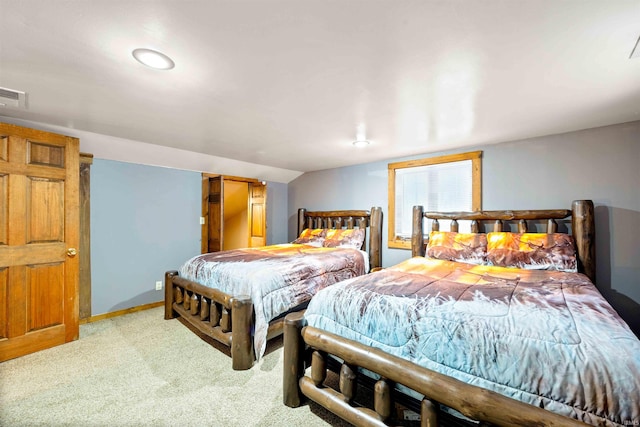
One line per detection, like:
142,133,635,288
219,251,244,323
283,200,595,426
165,207,383,371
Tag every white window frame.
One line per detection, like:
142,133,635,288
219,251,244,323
388,151,482,249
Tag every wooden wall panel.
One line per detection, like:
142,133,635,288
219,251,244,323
27,263,64,331
27,141,65,168
208,177,222,252
27,177,64,244
79,154,92,320
0,174,6,245
0,268,6,338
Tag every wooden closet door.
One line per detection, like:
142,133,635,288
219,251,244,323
248,181,266,247
0,123,80,362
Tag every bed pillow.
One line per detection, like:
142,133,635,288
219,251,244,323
486,232,577,272
323,228,366,249
426,231,487,265
292,228,326,247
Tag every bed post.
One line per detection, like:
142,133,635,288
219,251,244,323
369,207,383,269
412,205,425,257
283,311,307,407
572,200,596,283
297,208,307,236
164,270,178,320
231,295,254,370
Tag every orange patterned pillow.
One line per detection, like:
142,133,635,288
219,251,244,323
486,232,577,272
426,231,487,265
292,228,326,247
323,228,365,249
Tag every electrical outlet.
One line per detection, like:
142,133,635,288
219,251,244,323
155,281,162,291
403,409,420,421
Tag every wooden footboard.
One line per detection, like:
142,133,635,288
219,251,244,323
164,270,254,370
283,312,588,427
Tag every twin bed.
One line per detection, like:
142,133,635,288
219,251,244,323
283,200,640,427
164,207,383,370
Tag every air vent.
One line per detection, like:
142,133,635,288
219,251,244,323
0,87,27,109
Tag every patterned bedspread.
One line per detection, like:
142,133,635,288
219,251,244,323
179,244,367,359
305,257,640,427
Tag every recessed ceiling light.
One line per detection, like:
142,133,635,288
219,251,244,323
132,48,175,70
352,139,370,148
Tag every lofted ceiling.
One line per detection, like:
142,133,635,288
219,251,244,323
1,0,639,175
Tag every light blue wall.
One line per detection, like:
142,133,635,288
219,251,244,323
267,181,289,244
288,121,640,335
91,160,201,315
90,161,290,315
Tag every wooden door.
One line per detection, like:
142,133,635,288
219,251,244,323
0,123,80,362
248,181,266,247
208,175,223,252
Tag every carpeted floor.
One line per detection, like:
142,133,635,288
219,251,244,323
0,307,351,427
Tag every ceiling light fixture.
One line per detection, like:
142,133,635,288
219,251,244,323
132,48,175,70
352,139,370,148
352,124,371,148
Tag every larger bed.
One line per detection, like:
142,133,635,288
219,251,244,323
283,200,640,426
165,207,382,370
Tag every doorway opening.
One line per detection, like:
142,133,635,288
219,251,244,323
201,174,266,254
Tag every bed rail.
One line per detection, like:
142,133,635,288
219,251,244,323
283,312,589,427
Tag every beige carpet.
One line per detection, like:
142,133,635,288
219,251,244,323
0,307,351,427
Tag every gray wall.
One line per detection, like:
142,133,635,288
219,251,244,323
288,121,640,335
267,181,289,244
91,160,290,315
91,160,201,314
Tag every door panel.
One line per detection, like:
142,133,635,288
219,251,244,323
249,182,266,247
0,173,7,245
0,135,7,161
27,141,65,168
0,268,7,338
0,123,79,361
27,177,64,243
28,263,64,331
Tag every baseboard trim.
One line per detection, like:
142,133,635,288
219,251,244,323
80,301,164,324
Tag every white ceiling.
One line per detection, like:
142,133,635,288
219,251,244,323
1,0,639,175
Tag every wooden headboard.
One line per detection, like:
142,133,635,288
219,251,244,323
297,207,383,270
411,200,595,283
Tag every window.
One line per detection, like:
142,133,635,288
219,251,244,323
388,151,482,249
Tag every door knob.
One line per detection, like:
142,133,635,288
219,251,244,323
67,248,78,257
